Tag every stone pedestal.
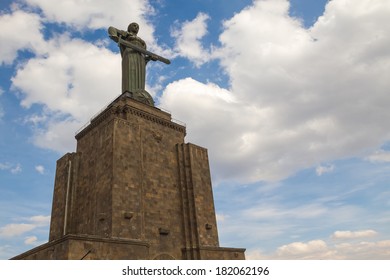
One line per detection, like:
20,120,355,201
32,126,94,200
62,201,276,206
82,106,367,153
12,93,245,260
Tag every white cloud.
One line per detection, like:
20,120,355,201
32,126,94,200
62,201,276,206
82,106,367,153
248,238,390,260
160,78,266,182
0,163,11,170
245,203,328,220
0,215,50,238
35,165,45,174
0,162,22,174
24,236,38,245
316,164,335,176
31,119,82,153
24,0,154,33
276,240,332,259
0,223,36,238
0,9,46,65
22,0,170,56
162,0,390,183
10,163,22,174
333,240,390,259
11,34,121,152
216,213,227,222
24,113,48,126
13,35,121,115
331,230,378,240
245,249,269,260
23,235,45,247
366,150,390,163
171,12,211,67
28,215,50,225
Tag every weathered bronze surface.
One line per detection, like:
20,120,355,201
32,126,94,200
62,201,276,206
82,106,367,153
108,23,170,106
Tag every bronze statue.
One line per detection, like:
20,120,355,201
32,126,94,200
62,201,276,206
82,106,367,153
108,22,170,106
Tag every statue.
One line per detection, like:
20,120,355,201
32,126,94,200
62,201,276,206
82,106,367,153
108,22,170,106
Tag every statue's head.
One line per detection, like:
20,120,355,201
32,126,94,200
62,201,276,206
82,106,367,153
128,22,139,34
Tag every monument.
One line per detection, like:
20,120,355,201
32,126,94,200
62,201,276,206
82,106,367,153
12,23,245,260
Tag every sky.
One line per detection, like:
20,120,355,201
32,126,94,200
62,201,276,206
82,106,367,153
1,0,390,260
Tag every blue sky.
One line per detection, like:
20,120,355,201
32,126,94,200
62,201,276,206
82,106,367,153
1,0,390,259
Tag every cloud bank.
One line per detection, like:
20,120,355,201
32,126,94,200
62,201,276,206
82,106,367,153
247,230,390,260
160,0,390,182
2,0,390,184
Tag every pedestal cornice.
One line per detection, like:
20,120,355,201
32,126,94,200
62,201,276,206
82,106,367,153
75,94,186,140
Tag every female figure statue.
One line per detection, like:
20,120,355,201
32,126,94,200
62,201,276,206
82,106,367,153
108,22,160,106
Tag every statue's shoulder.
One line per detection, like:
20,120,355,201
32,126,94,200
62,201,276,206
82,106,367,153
130,35,146,49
